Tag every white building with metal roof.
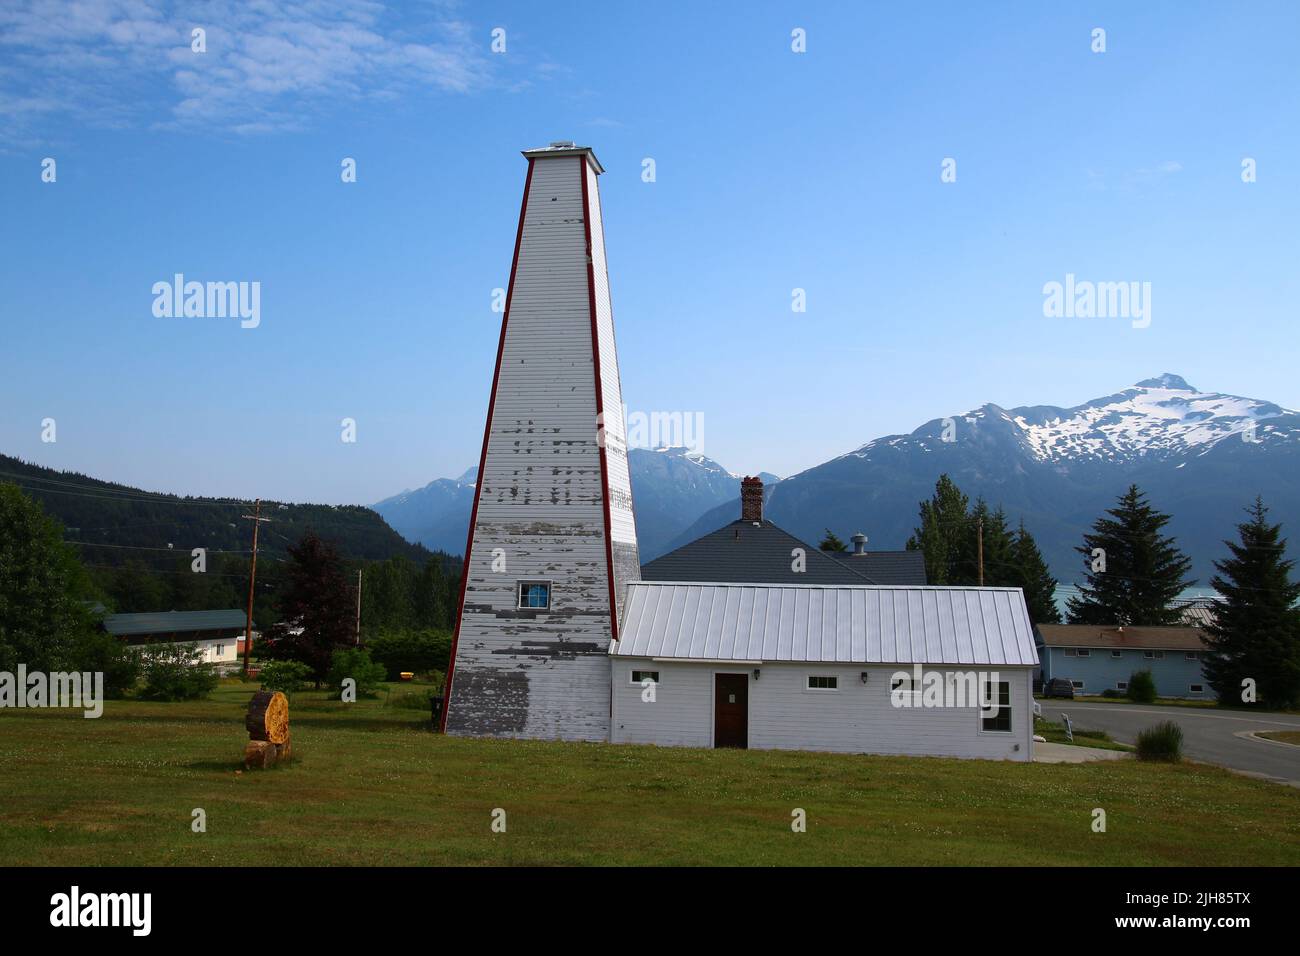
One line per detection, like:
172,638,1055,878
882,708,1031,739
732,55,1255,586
610,582,1039,760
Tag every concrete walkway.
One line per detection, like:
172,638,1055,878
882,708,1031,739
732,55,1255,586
1033,742,1132,764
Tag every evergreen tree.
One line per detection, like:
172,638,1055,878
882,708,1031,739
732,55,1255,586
1202,498,1300,709
819,529,848,552
906,474,970,585
0,483,100,672
265,531,356,683
1010,520,1061,624
956,500,1014,586
1066,485,1194,626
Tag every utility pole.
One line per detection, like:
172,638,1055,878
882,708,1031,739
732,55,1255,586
241,499,271,677
977,517,984,587
355,568,362,645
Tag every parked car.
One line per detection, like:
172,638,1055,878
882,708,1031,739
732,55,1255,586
1043,678,1074,699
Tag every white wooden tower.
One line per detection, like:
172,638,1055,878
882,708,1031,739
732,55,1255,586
441,143,640,740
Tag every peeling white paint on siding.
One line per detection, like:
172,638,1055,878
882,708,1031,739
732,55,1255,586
445,149,638,742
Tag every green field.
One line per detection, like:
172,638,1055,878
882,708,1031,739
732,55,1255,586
2,682,1297,866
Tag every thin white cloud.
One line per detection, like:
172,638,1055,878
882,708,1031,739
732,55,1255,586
0,0,496,138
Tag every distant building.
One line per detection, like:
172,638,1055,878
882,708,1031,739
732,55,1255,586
641,477,927,586
102,609,248,672
1035,623,1210,699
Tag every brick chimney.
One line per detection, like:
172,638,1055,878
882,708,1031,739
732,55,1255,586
741,476,764,522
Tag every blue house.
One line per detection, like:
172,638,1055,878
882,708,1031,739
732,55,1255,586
1035,624,1210,699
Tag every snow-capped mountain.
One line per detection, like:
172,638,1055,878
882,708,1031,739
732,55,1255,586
378,375,1298,580
725,374,1300,581
372,467,478,555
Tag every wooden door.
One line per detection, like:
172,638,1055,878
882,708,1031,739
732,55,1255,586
714,673,749,749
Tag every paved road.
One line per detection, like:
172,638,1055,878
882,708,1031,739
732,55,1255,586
1038,701,1300,785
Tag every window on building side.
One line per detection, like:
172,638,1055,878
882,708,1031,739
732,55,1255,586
807,675,838,690
1185,652,1199,660
1189,684,1205,694
1077,648,1091,657
1143,650,1165,660
1117,681,1129,691
631,670,659,685
1064,648,1077,657
517,581,551,609
1071,680,1085,690
981,680,1011,733
1111,650,1122,658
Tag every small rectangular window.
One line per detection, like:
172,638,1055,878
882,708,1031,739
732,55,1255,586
1117,681,1129,691
1111,650,1122,659
1071,680,1085,690
1077,648,1091,657
517,581,551,609
631,670,659,685
1189,684,1204,694
981,681,1011,733
1143,650,1165,660
1064,648,1077,657
807,675,838,690
1185,652,1199,661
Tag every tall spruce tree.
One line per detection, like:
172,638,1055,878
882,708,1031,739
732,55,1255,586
1010,520,1061,624
1066,485,1194,626
1202,498,1300,709
956,500,1014,586
906,474,970,585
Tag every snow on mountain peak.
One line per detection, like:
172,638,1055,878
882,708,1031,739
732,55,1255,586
1134,373,1194,391
1011,376,1293,462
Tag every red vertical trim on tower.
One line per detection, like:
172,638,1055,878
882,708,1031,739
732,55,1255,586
580,156,621,643
440,158,535,733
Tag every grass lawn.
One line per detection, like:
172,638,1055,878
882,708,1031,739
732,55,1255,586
2,681,1297,866
1259,731,1300,746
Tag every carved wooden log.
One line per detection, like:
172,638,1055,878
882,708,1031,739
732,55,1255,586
244,739,279,769
245,690,290,744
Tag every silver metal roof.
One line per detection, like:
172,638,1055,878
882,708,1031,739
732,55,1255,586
521,142,604,173
613,582,1039,666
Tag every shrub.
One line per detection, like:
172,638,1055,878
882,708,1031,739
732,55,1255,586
327,647,387,699
1127,669,1157,704
258,659,313,697
138,643,218,701
367,629,452,680
72,631,141,699
1136,720,1184,762
1101,688,1123,699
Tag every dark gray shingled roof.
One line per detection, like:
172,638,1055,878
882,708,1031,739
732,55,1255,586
827,549,928,585
639,520,927,586
102,609,249,636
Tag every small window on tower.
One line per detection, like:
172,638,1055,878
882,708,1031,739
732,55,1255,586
517,581,551,609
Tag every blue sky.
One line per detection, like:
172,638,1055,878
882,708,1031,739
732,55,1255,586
2,1,1297,505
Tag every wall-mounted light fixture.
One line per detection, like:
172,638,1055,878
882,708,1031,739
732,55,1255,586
860,671,869,684
752,668,760,681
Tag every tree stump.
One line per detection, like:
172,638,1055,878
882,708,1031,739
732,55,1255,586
244,740,279,769
246,690,290,744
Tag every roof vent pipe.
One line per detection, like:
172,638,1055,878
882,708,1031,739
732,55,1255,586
851,533,867,555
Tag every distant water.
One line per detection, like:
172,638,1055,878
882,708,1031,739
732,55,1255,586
1051,586,1218,619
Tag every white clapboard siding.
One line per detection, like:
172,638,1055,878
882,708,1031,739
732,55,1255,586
444,147,639,742
611,660,1035,761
